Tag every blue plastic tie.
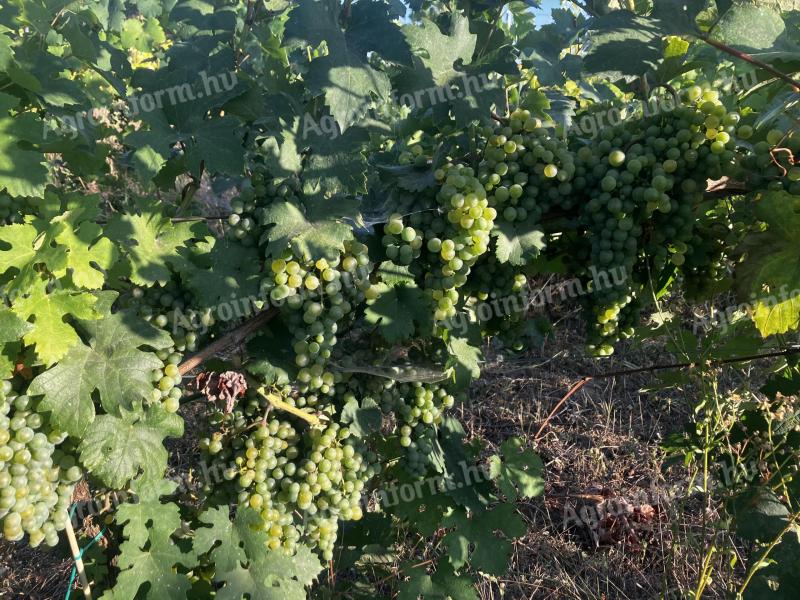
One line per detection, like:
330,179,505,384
65,504,106,600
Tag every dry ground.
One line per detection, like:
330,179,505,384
0,308,750,599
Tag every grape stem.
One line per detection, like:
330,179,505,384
255,386,324,426
177,308,279,376
697,35,800,92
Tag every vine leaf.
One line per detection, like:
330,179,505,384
400,15,476,88
340,396,382,437
736,192,800,337
176,237,263,308
488,437,544,502
364,283,431,343
347,0,413,67
442,503,526,575
53,217,118,289
731,488,791,542
284,0,390,130
710,3,787,52
492,219,546,266
259,200,353,262
78,405,184,488
247,320,298,386
446,334,482,390
11,279,100,365
28,311,172,437
0,94,48,198
0,308,32,343
582,12,663,80
399,559,479,600
0,222,67,293
106,206,207,286
302,125,370,201
194,506,323,599
377,261,415,286
101,480,197,600
743,528,800,600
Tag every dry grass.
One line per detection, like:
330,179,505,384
458,321,741,600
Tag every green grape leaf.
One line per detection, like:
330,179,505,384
711,3,786,51
582,12,662,80
284,0,390,130
347,0,413,66
650,0,705,35
28,311,172,437
0,222,68,293
736,192,800,337
11,279,101,365
341,397,382,437
53,218,118,289
78,405,183,488
488,437,544,502
194,506,322,598
730,488,791,542
364,283,432,343
106,207,207,286
377,261,415,286
0,308,32,343
0,110,49,198
246,320,298,386
259,120,303,178
176,238,263,308
400,15,476,88
399,559,479,600
442,503,526,575
437,416,493,510
302,125,370,201
184,116,246,177
103,480,196,600
446,334,482,390
259,200,353,262
132,145,167,181
492,219,546,266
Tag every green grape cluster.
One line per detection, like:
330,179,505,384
424,163,496,321
462,253,530,348
382,213,425,266
741,127,800,195
0,380,81,547
569,86,741,354
481,108,577,221
375,380,456,477
262,241,376,394
396,130,433,169
123,282,199,412
227,167,303,245
201,387,376,561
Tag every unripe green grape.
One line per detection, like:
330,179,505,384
767,129,784,146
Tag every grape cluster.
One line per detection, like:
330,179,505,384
201,388,376,561
742,127,800,195
382,213,424,266
227,168,303,245
262,241,376,393
422,164,497,321
375,380,455,477
123,282,200,412
569,87,742,354
0,379,80,547
481,109,577,221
